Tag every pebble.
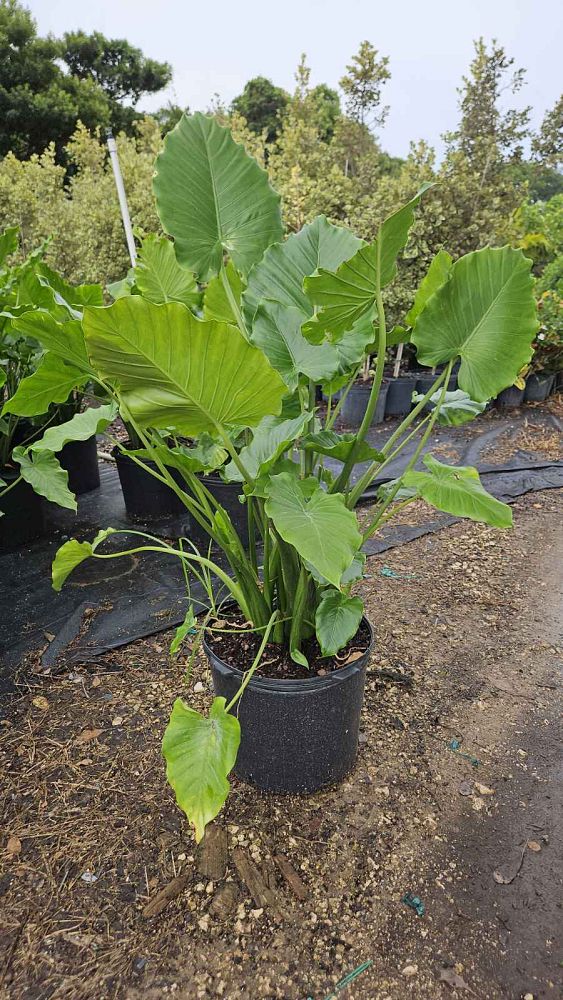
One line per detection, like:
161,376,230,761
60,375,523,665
402,964,418,977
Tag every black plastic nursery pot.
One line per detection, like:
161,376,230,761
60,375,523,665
340,381,389,427
59,435,100,495
415,370,458,396
0,468,44,552
384,375,418,417
113,446,187,521
524,373,555,403
187,474,249,549
496,385,525,409
205,618,374,794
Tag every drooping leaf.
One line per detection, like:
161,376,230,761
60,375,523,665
31,403,117,453
405,249,453,327
301,430,384,464
162,696,241,842
386,324,411,347
12,446,76,510
203,262,244,325
12,313,92,372
134,234,201,308
411,389,487,426
251,303,343,391
225,412,310,482
411,247,538,402
169,607,197,655
2,353,87,417
36,263,104,308
305,550,366,587
0,226,19,267
52,528,117,591
403,455,512,528
157,434,228,475
243,215,363,328
107,270,135,300
264,472,362,588
315,590,364,657
153,112,283,280
303,185,433,341
83,297,286,435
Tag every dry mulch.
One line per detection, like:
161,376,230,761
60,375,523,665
1,486,562,998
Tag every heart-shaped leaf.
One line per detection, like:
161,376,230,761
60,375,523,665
52,528,117,591
411,247,538,402
134,234,200,307
31,403,117,453
12,447,76,510
225,412,310,482
405,249,453,327
162,696,240,843
411,389,487,426
403,455,512,528
153,112,282,280
83,297,286,435
315,590,364,656
301,430,384,464
2,353,87,417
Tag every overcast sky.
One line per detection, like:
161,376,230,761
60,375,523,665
28,0,561,158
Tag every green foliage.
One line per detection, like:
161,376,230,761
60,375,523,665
232,77,288,143
315,590,364,658
162,697,240,843
339,41,391,132
403,455,512,529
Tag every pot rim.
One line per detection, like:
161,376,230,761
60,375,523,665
203,615,375,692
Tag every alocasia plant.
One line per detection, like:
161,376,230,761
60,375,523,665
27,112,537,840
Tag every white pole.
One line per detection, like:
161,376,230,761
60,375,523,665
106,129,137,268
393,341,404,379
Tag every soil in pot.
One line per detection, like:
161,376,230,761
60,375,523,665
186,474,249,549
58,435,100,495
496,385,525,409
204,610,374,793
385,375,418,416
0,468,44,551
340,380,389,427
524,373,555,403
113,444,187,521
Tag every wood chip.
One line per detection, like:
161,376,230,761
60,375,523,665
6,836,22,856
209,882,239,920
527,840,541,852
74,728,103,745
232,847,284,918
196,823,228,881
273,854,308,901
439,967,474,992
31,696,49,710
142,872,191,918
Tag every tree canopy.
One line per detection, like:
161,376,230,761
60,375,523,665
0,0,171,158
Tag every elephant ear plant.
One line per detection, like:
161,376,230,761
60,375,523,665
46,113,538,842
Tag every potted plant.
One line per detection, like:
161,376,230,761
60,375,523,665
41,114,537,842
524,289,562,401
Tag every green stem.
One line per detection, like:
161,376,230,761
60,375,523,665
220,264,249,341
331,240,387,494
225,611,279,712
0,474,22,499
325,364,362,431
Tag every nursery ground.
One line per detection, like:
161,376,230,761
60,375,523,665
1,489,562,998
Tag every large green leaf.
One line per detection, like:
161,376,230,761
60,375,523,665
403,455,512,528
225,412,310,482
31,403,117,453
405,249,452,327
134,234,200,308
12,446,76,510
315,590,364,657
243,215,363,328
52,528,117,591
36,263,103,308
303,185,433,341
264,472,362,588
153,112,283,280
12,313,92,372
162,696,241,843
411,389,487,426
83,297,286,435
203,261,244,325
411,247,538,402
2,353,87,417
251,303,343,391
301,430,384,464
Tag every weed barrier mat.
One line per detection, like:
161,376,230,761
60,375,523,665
1,406,561,683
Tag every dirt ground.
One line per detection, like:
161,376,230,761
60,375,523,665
1,483,562,999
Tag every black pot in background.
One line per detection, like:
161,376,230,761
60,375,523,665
554,370,563,393
187,474,249,549
59,435,100,495
340,381,389,427
415,370,458,396
0,468,44,552
206,617,374,793
385,375,418,417
524,373,555,403
496,385,525,409
113,445,186,521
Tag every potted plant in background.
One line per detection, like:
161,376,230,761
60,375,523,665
524,289,562,400
39,114,537,842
